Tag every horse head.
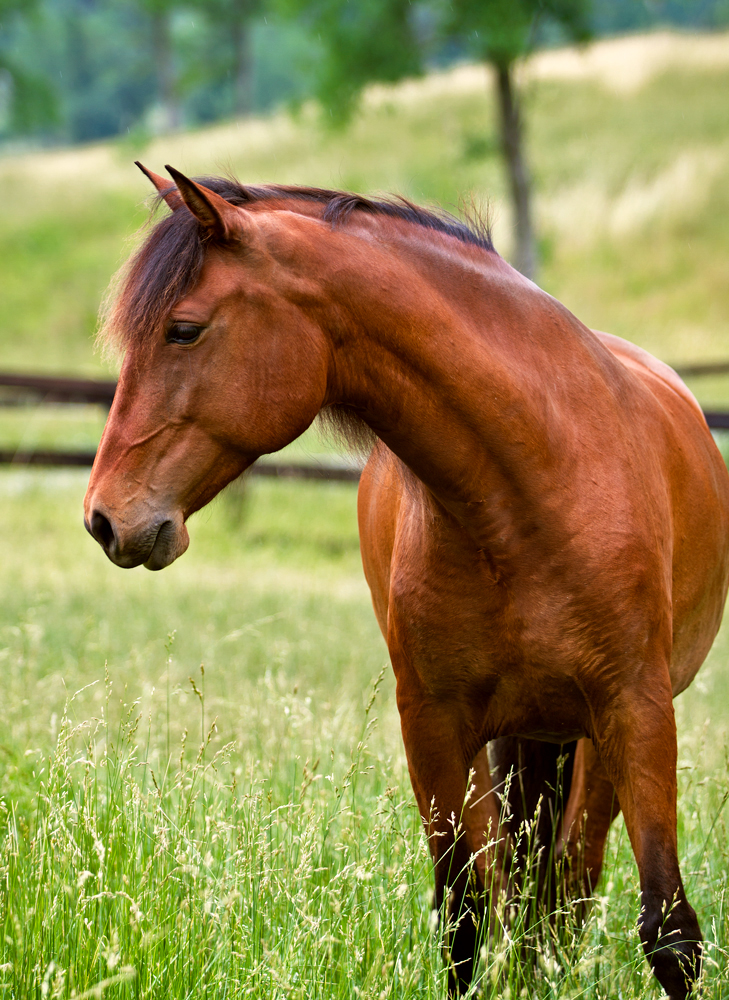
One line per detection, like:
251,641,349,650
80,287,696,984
84,165,331,569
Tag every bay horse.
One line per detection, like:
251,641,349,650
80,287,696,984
84,163,729,998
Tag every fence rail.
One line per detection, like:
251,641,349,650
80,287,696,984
2,369,729,480
0,448,362,481
673,361,729,378
0,373,116,406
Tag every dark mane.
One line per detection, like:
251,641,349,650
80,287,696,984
101,176,495,360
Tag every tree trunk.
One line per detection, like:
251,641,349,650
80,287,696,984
495,62,536,281
232,16,253,116
151,8,181,132
66,13,92,141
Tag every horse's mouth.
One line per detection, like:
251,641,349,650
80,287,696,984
143,518,190,570
85,508,189,570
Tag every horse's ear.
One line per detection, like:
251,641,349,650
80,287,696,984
164,165,245,242
135,161,184,212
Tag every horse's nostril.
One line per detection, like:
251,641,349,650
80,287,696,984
88,510,116,551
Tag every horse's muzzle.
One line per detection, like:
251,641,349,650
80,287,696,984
84,505,189,570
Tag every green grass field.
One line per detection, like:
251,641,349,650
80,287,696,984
1,28,729,999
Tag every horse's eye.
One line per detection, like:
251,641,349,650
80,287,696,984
166,322,203,345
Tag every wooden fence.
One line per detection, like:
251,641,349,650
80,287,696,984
2,367,729,480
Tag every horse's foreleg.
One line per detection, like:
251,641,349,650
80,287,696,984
558,737,621,899
396,688,485,995
592,677,702,1000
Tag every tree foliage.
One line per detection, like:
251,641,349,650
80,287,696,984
291,0,422,124
446,0,591,67
0,0,315,144
0,0,726,146
0,0,57,133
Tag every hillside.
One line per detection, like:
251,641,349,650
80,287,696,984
1,30,728,403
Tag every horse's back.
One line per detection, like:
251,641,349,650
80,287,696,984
594,329,704,419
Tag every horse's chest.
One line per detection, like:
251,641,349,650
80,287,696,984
388,545,563,684
388,558,598,742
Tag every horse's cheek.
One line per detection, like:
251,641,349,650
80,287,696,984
229,331,327,452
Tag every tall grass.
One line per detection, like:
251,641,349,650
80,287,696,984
2,668,442,999
2,651,728,997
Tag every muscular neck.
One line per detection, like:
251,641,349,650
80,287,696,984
316,224,626,556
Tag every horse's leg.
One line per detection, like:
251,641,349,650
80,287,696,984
401,708,483,995
392,657,485,995
558,738,621,900
592,678,702,1000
